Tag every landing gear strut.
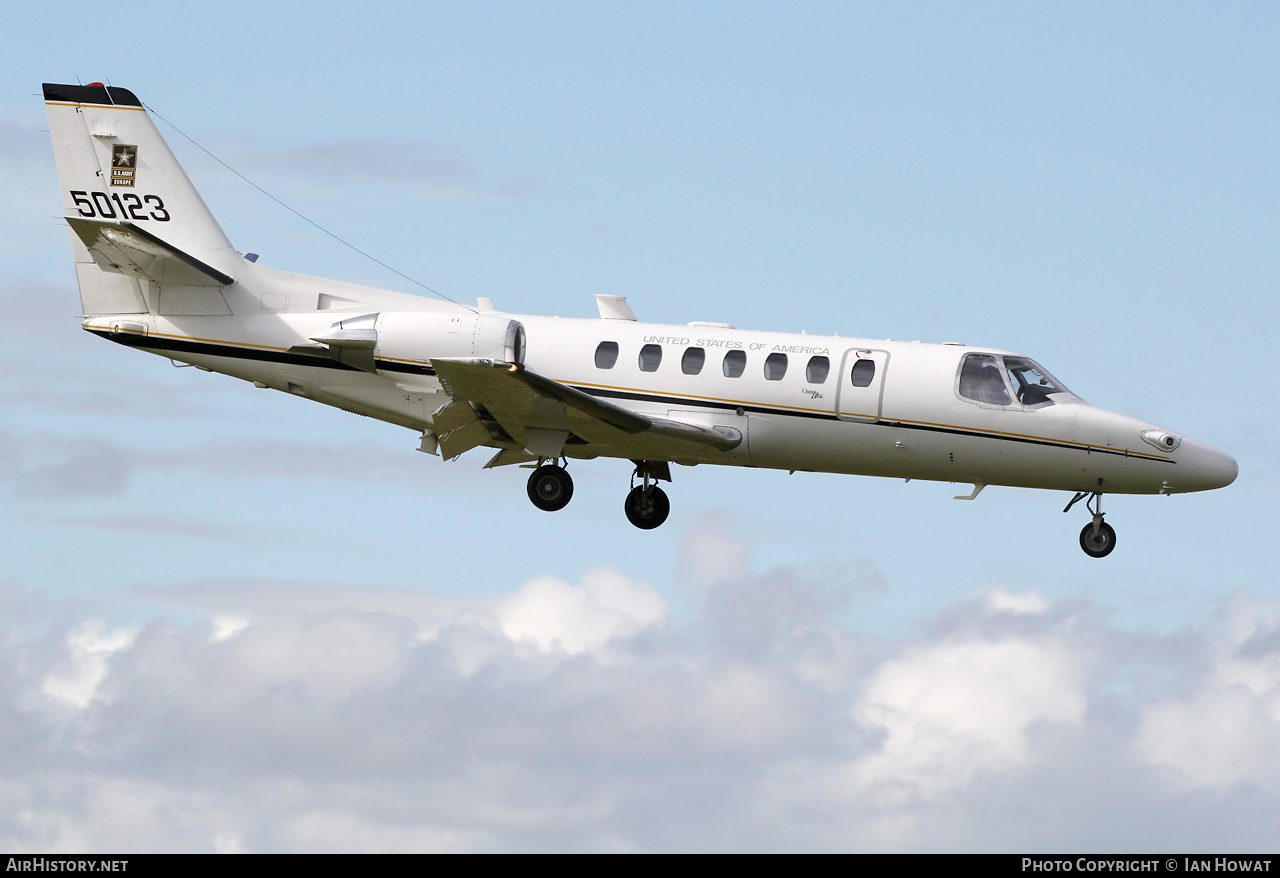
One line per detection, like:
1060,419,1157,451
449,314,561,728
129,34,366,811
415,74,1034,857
624,460,671,530
527,460,573,512
1064,491,1116,558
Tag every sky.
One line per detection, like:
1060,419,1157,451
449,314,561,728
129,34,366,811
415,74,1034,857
1,0,1278,852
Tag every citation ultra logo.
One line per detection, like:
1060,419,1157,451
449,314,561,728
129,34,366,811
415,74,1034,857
110,144,137,187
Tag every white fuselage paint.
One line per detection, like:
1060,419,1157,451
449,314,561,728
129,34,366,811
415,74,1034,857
83,292,1237,498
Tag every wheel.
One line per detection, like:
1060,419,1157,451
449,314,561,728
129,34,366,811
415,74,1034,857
624,485,670,530
1079,520,1117,558
527,465,573,512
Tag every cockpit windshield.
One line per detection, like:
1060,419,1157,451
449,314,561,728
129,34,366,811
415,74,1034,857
958,353,1077,409
1003,357,1073,406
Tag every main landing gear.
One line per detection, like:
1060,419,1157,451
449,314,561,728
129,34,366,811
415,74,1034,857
625,460,671,530
1064,491,1116,558
527,461,573,512
524,458,673,530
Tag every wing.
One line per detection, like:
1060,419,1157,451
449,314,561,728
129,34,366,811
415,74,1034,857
428,358,743,463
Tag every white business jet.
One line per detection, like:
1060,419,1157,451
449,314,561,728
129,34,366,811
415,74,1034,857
43,83,1237,557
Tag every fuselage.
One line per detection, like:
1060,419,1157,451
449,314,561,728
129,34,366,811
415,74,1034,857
82,273,1237,498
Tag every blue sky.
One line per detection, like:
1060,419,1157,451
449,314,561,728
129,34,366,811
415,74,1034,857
1,1,1277,852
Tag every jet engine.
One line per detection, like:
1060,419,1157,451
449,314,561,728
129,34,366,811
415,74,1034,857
310,310,525,376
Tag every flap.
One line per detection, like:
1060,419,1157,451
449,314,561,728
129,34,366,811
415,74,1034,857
430,358,743,453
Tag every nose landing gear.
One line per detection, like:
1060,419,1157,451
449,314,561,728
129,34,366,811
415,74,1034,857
1064,491,1116,558
1079,519,1116,558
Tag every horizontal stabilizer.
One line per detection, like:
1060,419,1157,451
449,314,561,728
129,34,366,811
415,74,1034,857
68,218,233,287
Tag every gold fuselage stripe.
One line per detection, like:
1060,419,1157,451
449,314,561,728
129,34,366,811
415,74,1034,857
88,325,1171,463
46,101,147,111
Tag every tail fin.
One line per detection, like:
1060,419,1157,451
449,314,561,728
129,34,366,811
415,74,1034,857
44,83,240,316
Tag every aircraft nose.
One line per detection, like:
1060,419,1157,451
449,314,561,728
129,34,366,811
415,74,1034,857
1177,438,1238,492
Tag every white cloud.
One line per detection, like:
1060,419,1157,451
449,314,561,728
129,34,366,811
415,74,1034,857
41,620,138,709
975,584,1051,615
850,636,1089,801
278,809,489,854
495,568,668,655
223,615,406,700
1135,592,1280,791
210,616,250,643
1,778,253,854
0,573,1278,851
1136,685,1280,790
690,665,800,752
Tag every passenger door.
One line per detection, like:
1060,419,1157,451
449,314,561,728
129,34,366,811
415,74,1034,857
835,348,890,423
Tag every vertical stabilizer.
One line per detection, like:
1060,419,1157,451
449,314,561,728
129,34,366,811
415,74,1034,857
43,83,239,316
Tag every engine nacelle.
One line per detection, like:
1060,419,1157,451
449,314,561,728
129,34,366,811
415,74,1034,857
369,310,525,378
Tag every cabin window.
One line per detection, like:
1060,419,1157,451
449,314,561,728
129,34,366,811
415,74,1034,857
806,355,830,384
722,349,746,378
958,354,1010,405
764,353,788,381
682,347,705,375
638,344,663,372
594,341,619,369
851,358,876,388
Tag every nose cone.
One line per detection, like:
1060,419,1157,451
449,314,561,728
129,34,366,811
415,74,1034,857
1177,438,1238,492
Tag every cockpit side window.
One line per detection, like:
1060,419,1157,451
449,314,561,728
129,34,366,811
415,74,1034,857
958,354,1011,406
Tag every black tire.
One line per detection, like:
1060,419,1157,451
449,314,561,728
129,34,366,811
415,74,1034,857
624,485,670,530
527,465,573,512
1079,521,1117,558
